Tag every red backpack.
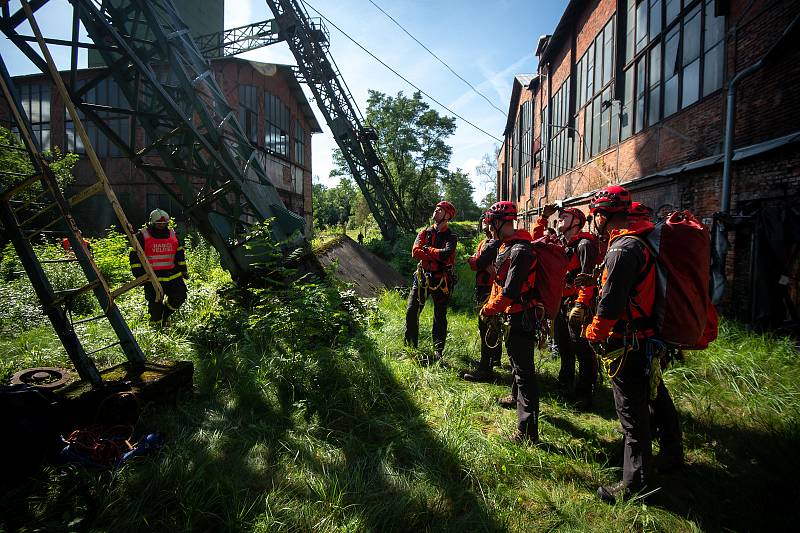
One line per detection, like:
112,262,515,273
630,211,718,348
530,235,569,319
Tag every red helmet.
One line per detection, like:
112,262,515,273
487,201,517,221
589,185,631,214
559,206,586,228
628,201,653,222
436,201,456,220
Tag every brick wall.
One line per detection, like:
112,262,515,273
2,59,316,233
497,0,800,318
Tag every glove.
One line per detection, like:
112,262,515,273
567,304,586,329
541,203,558,218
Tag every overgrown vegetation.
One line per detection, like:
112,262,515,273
1,230,799,532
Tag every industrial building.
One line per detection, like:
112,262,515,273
1,0,321,232
498,0,800,325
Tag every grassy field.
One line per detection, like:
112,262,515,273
1,233,799,532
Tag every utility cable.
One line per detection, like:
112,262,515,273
301,0,504,143
366,0,506,116
302,2,585,183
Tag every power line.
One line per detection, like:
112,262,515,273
366,0,507,116
301,0,504,144
301,1,585,182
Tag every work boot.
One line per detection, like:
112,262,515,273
497,395,516,409
462,367,493,382
508,429,538,446
597,481,630,504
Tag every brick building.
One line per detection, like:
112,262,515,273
498,0,800,324
3,58,321,231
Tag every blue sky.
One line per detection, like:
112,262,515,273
1,0,569,200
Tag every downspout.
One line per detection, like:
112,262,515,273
536,63,552,215
715,12,800,303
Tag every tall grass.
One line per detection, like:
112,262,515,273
1,232,799,531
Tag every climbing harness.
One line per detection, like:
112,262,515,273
414,265,451,311
482,314,508,349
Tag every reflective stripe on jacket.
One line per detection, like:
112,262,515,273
142,228,179,271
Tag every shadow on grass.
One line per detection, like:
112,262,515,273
1,324,501,531
648,411,800,532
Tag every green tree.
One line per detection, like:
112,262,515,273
480,191,497,212
0,126,78,250
312,178,358,231
331,90,456,229
441,169,480,222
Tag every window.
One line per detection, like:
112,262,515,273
294,119,306,166
265,92,290,157
549,78,574,177
540,105,549,179
16,84,51,150
238,85,258,144
576,17,615,158
517,99,533,197
622,0,726,130
703,0,725,97
66,79,129,157
511,108,520,199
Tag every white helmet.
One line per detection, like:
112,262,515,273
149,208,169,225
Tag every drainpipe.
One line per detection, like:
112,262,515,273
714,12,800,303
536,63,552,216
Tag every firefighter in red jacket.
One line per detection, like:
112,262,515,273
463,212,501,382
535,203,599,409
129,209,188,326
404,201,458,360
481,201,541,444
584,186,680,502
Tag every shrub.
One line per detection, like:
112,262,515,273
91,227,133,285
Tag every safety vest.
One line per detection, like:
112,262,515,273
602,222,657,338
562,231,598,299
415,226,456,274
491,230,538,314
142,228,179,271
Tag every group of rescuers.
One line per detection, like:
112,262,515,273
404,186,683,503
130,188,678,502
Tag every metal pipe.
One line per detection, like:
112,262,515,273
537,64,552,214
714,11,800,306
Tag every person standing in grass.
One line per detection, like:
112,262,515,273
129,208,188,327
481,201,541,445
534,203,599,410
584,186,681,503
627,201,684,475
462,212,501,382
404,201,458,361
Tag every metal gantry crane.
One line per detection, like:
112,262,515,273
0,0,413,387
196,0,415,240
2,0,306,282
